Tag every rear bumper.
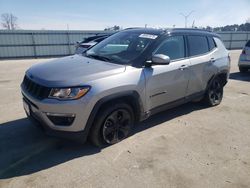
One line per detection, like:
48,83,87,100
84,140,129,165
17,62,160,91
238,62,250,68
238,55,250,67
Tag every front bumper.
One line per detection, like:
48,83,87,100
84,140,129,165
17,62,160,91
21,84,94,142
26,109,88,143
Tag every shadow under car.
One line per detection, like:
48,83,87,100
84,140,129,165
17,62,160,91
0,102,206,179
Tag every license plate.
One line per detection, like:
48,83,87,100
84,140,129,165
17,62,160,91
23,100,30,116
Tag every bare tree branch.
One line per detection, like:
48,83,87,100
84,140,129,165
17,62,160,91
1,13,18,30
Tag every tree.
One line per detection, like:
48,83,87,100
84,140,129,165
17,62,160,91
104,25,120,31
1,13,18,30
205,26,213,31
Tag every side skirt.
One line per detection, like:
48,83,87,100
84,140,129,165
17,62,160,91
146,91,205,118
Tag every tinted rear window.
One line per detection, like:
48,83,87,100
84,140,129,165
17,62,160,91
188,36,209,56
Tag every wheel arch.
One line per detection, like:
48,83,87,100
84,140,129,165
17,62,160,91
84,90,144,140
206,70,229,90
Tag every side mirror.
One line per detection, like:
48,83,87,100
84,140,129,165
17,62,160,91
146,54,170,66
75,41,80,48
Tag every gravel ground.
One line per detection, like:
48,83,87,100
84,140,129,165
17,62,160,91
0,50,250,188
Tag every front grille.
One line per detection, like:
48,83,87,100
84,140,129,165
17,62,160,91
22,75,51,100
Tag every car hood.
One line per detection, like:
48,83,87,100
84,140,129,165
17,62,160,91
26,55,126,87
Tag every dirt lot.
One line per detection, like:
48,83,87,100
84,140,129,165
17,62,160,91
0,50,250,188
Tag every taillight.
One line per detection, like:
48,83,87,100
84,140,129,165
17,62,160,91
242,49,246,54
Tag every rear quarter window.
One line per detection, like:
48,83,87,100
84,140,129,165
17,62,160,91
208,37,216,50
187,35,209,56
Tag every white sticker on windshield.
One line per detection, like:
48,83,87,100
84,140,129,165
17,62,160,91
139,34,158,39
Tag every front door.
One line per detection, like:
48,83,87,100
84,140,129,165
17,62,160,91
144,35,190,111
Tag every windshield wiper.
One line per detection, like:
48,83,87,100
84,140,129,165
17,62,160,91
86,54,111,62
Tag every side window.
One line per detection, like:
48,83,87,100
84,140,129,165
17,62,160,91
208,37,216,50
188,36,209,56
154,36,185,60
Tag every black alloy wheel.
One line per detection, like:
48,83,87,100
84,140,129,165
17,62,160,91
102,109,133,144
207,78,223,106
89,103,135,147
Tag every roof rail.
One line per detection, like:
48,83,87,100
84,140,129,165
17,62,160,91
124,27,212,33
171,28,212,32
124,27,143,30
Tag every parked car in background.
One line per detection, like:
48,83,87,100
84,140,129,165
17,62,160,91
21,28,230,147
238,40,250,72
75,35,111,54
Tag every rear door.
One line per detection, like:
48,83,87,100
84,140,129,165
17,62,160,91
144,35,190,110
186,35,217,96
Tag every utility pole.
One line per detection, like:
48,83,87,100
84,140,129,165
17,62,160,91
192,20,195,28
180,11,195,28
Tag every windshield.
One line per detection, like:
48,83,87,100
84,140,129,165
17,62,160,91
85,31,158,65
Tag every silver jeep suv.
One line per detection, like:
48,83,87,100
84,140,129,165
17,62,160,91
21,28,230,146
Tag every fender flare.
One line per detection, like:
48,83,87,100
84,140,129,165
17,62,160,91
83,90,144,140
206,69,229,90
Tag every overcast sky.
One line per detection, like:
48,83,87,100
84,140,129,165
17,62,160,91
0,0,249,30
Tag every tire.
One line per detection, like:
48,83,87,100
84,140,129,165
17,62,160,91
203,77,223,107
239,67,248,73
89,102,135,147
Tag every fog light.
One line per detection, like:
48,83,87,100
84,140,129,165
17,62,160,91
46,112,75,126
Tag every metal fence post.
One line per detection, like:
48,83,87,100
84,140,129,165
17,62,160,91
31,32,37,58
229,32,233,50
66,31,71,55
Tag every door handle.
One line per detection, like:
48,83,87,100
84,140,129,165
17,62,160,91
179,65,189,70
210,58,215,63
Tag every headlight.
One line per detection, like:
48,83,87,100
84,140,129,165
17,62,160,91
49,87,90,100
